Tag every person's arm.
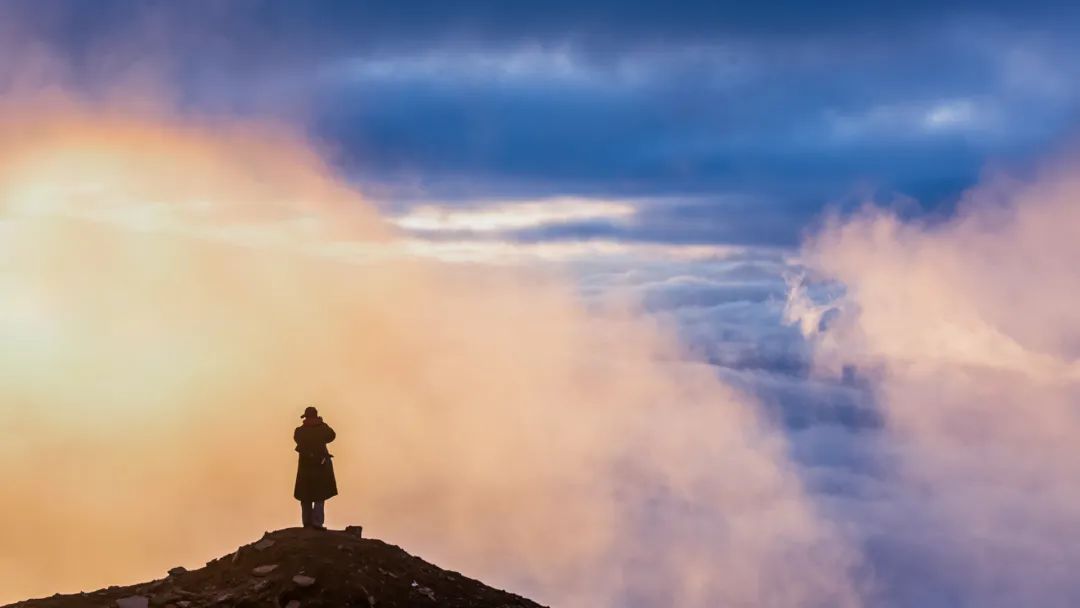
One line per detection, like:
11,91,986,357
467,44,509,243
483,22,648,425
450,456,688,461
294,427,302,452
323,423,336,444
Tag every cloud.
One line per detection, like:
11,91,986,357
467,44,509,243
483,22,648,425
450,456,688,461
792,159,1080,605
0,101,862,608
7,1,1080,250
6,6,1080,606
390,197,636,232
314,37,1076,228
395,239,746,265
826,98,998,142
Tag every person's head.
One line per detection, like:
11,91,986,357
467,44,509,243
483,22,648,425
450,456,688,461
301,406,319,420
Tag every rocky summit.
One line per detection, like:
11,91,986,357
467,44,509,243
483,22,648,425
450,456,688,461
5,527,544,608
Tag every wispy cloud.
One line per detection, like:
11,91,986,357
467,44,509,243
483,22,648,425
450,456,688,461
826,97,996,141
390,197,636,233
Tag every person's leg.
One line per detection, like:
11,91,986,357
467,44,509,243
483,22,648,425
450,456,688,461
300,500,313,527
313,500,325,528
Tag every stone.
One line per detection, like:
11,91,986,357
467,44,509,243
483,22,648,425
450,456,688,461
357,584,376,607
150,593,180,607
416,586,436,601
167,567,187,576
116,597,150,608
293,574,316,587
252,564,279,576
285,601,301,608
254,538,275,550
345,525,363,537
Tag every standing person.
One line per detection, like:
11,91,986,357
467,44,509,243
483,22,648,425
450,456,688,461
294,406,337,529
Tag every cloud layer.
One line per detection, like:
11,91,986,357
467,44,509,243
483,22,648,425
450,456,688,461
792,161,1080,606
0,103,859,607
5,1,1080,250
2,6,1080,607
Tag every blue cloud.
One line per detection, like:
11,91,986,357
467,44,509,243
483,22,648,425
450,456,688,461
307,31,1079,243
7,1,1080,248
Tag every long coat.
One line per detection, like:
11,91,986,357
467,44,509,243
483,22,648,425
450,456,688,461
293,419,338,502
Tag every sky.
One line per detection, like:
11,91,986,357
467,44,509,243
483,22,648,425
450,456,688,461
2,2,1080,607
8,0,1080,236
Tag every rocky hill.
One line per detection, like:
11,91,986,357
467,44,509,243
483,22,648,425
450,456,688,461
5,527,544,608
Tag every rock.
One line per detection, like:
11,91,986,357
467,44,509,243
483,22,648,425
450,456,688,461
345,525,363,537
253,538,275,550
358,584,376,607
231,550,241,563
293,574,316,587
22,527,545,608
116,597,149,608
150,593,180,607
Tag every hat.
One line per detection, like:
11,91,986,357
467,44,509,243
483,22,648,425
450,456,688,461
301,406,319,419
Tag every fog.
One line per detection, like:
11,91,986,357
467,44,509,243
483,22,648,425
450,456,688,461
792,163,1080,606
0,103,857,607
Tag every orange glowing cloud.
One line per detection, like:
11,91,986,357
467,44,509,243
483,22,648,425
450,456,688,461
0,103,858,607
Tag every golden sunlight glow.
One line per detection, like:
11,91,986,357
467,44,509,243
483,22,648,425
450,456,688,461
0,103,857,608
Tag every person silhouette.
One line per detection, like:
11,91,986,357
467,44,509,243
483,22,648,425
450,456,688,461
294,406,337,529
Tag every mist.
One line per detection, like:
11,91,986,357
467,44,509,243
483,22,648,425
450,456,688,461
5,4,1080,607
0,103,859,607
791,163,1080,606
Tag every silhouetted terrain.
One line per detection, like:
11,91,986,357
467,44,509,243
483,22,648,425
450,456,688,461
6,528,544,608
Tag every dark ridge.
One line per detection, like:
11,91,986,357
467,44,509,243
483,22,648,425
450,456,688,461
6,527,545,608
